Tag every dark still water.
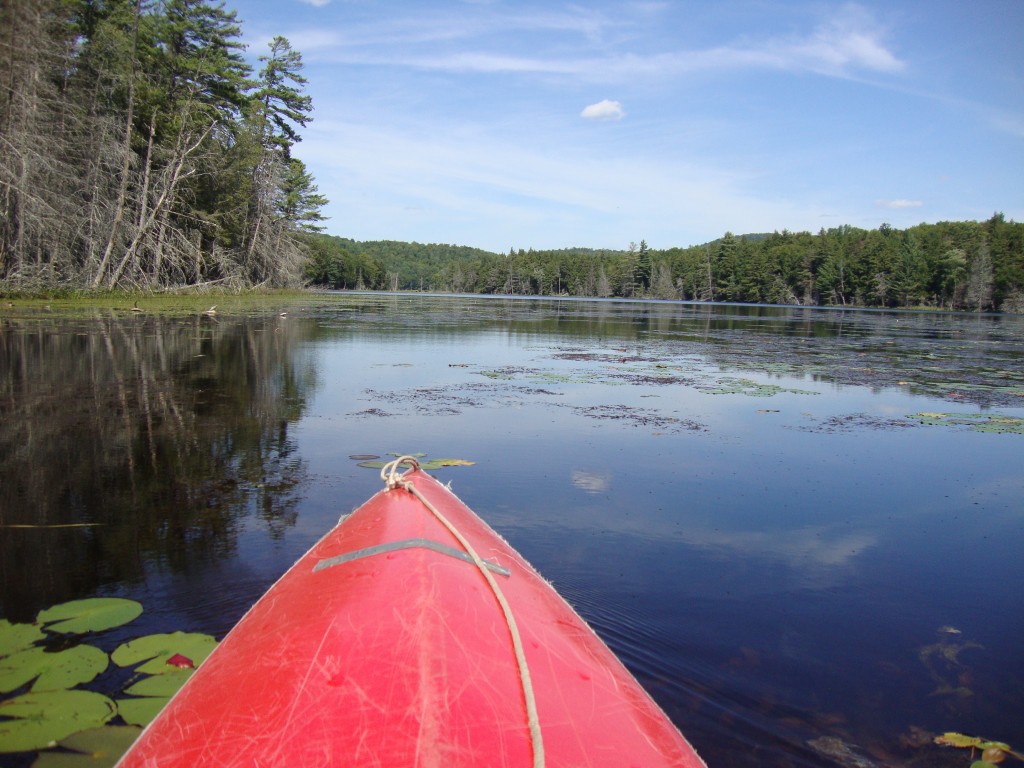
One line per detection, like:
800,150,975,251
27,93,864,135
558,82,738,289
2,295,1022,766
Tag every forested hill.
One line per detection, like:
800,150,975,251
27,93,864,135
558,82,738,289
304,238,498,291
305,217,1024,312
2,3,1020,311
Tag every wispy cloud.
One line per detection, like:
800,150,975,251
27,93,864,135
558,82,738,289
782,3,905,75
581,99,625,120
287,6,616,53
876,199,923,209
298,116,810,250
295,2,904,84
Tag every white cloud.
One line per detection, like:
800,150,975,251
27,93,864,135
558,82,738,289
295,3,903,84
298,115,807,251
787,4,905,75
875,199,923,209
581,99,625,120
298,0,331,7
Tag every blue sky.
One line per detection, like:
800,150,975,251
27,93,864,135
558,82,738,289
230,0,1024,252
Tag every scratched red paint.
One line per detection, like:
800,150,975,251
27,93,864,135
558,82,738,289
116,469,706,767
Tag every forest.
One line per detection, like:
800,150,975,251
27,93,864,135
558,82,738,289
3,3,1022,312
306,216,1024,312
0,0,326,291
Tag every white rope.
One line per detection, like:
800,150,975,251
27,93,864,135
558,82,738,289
381,456,545,768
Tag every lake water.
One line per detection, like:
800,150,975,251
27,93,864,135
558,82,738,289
2,294,1022,766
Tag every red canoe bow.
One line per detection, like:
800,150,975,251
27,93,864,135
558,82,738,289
117,457,706,767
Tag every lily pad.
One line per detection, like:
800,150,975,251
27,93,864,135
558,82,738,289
114,697,169,727
935,732,982,748
111,632,217,675
358,455,475,470
31,725,141,768
0,645,108,693
0,619,45,656
0,690,116,753
706,377,819,397
123,669,193,697
37,599,143,635
420,458,476,469
910,412,1024,434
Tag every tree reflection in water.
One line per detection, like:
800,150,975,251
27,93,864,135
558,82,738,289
0,313,317,622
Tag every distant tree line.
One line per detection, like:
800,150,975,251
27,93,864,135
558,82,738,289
304,236,499,292
308,216,1024,312
0,0,326,291
3,2,1019,312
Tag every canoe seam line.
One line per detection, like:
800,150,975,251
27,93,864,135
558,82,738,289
312,538,511,576
381,455,545,768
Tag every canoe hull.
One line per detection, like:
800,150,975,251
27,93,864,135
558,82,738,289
117,469,705,767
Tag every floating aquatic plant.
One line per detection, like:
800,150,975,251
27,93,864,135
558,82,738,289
115,697,172,728
355,452,475,470
0,598,218,761
30,725,141,768
122,670,194,697
111,632,217,675
37,598,143,635
934,732,1023,766
108,636,212,726
0,619,45,656
0,690,116,753
910,412,1024,434
705,377,819,397
0,645,108,693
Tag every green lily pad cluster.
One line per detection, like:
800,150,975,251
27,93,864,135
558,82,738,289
0,598,217,766
934,732,1023,767
354,452,476,470
705,377,819,397
910,412,1024,434
479,366,618,386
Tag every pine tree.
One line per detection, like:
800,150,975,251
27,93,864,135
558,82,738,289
715,233,738,300
633,239,651,294
240,35,319,282
280,158,327,232
252,36,312,154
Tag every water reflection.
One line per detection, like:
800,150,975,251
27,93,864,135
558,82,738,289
0,314,317,621
1,295,1022,768
570,469,613,494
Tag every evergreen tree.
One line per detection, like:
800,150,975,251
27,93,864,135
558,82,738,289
158,0,251,125
892,231,926,306
252,36,312,154
633,239,651,294
238,35,318,283
280,158,327,232
715,233,738,300
4,5,1023,306
965,242,995,311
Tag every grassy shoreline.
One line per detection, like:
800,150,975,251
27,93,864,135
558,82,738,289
1,288,1014,317
0,289,333,316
